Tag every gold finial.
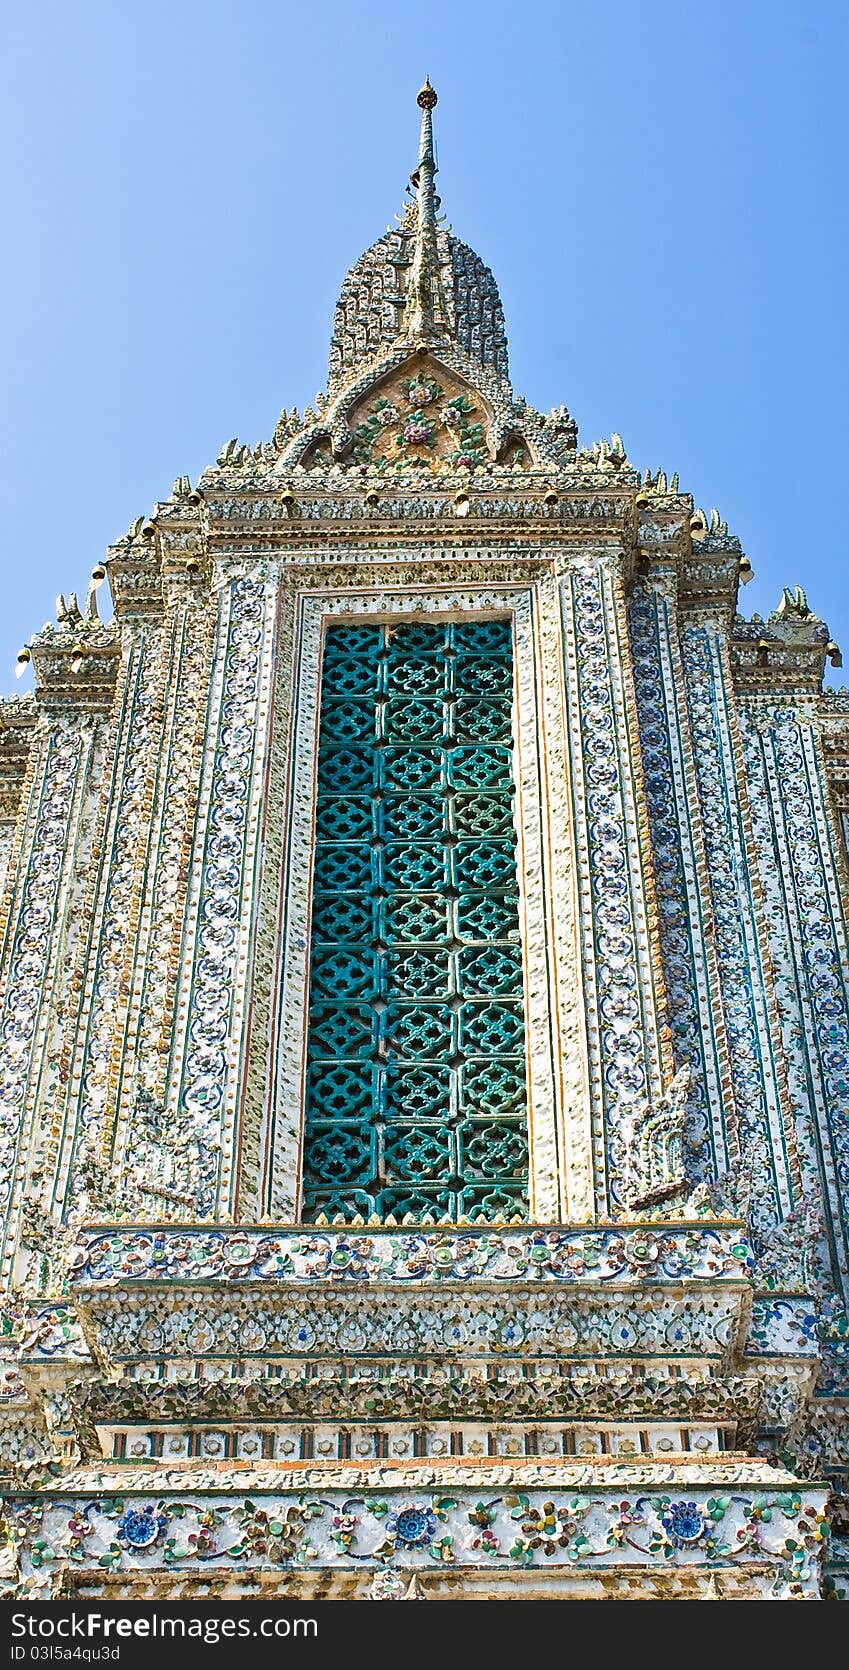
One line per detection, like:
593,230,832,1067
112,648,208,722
417,78,437,111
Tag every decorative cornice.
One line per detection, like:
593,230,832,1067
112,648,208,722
818,687,849,784
28,628,122,717
678,540,747,623
67,1365,762,1435
731,588,839,698
66,1219,753,1289
104,528,165,622
0,698,39,822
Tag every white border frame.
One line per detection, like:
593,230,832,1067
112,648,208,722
262,580,573,1221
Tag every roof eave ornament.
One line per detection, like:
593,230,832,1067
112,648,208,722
401,79,451,345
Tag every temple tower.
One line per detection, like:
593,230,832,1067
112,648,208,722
0,84,846,1599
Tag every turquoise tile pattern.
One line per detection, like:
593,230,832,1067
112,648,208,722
301,619,529,1222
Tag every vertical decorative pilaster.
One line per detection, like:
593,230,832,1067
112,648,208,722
680,623,801,1234
164,571,276,1218
560,556,672,1214
237,578,296,1222
0,722,94,1277
115,598,216,1204
739,702,849,1296
0,826,14,905
629,581,737,1183
533,568,593,1220
55,632,167,1215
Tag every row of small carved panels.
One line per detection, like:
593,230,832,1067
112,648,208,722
5,1295,818,1376
104,1423,724,1463
196,488,635,519
198,506,636,535
75,1289,743,1363
67,1222,753,1286
71,1366,759,1426
3,1483,828,1593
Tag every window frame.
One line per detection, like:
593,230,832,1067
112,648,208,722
255,577,581,1223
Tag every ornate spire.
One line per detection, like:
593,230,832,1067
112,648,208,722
402,79,451,342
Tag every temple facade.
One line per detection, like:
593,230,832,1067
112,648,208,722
0,83,847,1599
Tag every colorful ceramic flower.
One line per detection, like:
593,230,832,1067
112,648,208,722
402,417,433,446
385,1504,437,1546
661,1501,706,1546
116,1505,167,1551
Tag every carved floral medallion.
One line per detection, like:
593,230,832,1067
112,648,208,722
349,360,489,471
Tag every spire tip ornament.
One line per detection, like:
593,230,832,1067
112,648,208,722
403,77,449,341
327,78,510,387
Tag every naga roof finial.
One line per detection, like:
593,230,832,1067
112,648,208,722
402,79,450,342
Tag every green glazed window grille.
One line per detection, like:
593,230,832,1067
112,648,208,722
301,619,529,1224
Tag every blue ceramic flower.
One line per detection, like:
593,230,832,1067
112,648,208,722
116,1506,166,1550
386,1505,437,1546
662,1501,705,1545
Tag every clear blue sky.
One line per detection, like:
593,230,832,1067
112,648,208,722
2,0,847,687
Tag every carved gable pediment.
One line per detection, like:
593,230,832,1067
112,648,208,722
344,353,499,472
